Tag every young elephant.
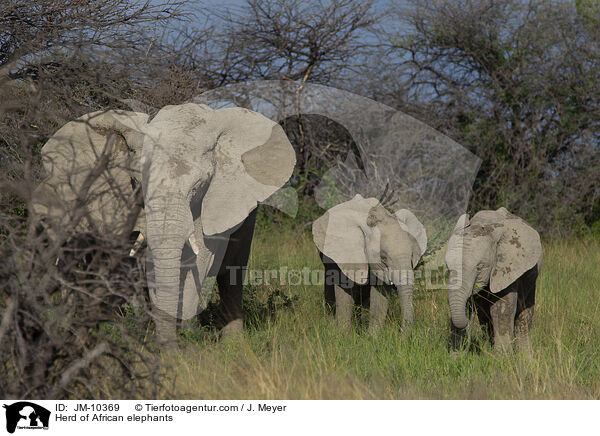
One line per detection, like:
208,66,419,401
312,195,427,334
445,207,542,352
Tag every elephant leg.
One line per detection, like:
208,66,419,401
152,306,178,349
473,293,493,340
217,265,245,338
179,242,202,319
515,305,534,354
515,271,537,354
186,227,218,315
216,209,257,337
489,291,517,353
324,280,335,318
368,286,388,336
334,285,354,330
320,252,336,315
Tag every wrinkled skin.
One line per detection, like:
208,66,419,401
313,196,427,334
449,266,538,353
33,104,296,345
152,209,257,344
445,208,542,353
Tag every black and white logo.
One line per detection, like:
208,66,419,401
3,402,50,434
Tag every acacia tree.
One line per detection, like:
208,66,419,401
189,0,376,84
379,0,600,233
176,0,379,200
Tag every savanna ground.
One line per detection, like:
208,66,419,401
156,223,600,400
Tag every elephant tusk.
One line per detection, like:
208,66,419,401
188,234,200,255
129,233,145,257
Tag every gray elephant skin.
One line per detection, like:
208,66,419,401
33,103,296,343
445,207,542,352
312,195,427,334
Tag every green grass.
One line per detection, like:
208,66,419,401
164,230,600,399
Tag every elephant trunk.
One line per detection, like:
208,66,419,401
145,191,193,319
448,270,476,330
397,283,414,329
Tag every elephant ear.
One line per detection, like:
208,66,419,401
34,110,148,234
453,213,470,232
313,195,380,285
394,209,427,258
471,207,510,225
201,107,296,236
84,110,148,157
490,214,542,293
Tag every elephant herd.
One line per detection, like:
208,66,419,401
315,196,542,353
32,103,542,353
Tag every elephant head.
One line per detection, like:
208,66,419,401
33,110,149,237
34,104,296,320
140,104,295,318
312,195,427,325
445,207,542,329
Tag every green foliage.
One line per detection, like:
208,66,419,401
100,303,151,346
243,285,298,327
575,0,600,24
255,193,326,235
589,220,600,240
392,0,600,234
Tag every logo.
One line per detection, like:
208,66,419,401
3,402,50,434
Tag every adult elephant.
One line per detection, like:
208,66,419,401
445,207,542,352
33,103,296,344
312,195,427,334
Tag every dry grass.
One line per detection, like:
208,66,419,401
161,231,600,399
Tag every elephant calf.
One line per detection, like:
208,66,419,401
312,195,427,334
445,207,542,352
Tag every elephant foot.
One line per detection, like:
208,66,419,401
515,334,532,357
152,307,178,350
400,319,413,334
367,323,382,336
515,306,534,356
517,341,532,360
221,318,244,339
492,333,513,354
326,312,336,323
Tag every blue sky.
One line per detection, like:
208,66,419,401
156,0,392,28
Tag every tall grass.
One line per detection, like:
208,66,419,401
164,230,600,399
